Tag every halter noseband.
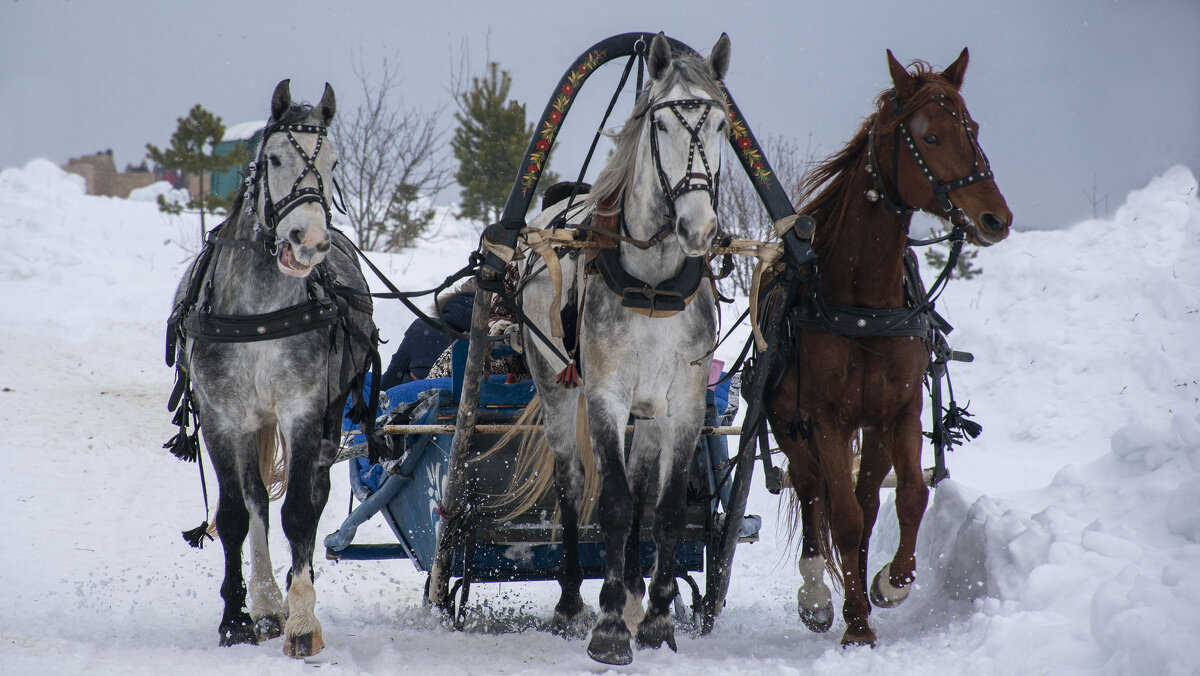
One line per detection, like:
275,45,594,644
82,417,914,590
644,96,723,232
241,120,337,256
866,91,994,219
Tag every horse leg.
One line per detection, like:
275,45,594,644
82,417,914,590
205,428,257,647
622,443,654,636
634,422,697,652
278,421,334,658
783,437,835,633
812,419,875,647
854,427,892,609
585,397,635,666
550,457,589,635
870,413,928,608
537,388,590,635
245,426,286,641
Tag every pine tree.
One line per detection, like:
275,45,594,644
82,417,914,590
451,62,556,227
147,104,247,240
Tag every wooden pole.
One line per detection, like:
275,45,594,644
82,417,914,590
427,286,493,608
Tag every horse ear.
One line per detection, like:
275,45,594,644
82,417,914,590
886,50,915,99
648,32,672,80
707,33,731,81
271,79,292,121
318,83,336,124
943,47,969,90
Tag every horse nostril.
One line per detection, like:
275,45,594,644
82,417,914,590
288,228,304,245
981,212,1008,233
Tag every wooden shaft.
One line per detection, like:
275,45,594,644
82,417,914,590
427,286,493,608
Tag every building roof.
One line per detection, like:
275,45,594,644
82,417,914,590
223,120,267,142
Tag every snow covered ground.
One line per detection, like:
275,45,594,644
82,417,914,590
1,159,1197,675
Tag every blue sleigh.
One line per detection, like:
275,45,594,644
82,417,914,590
324,341,755,628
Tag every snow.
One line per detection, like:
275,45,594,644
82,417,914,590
1,158,1197,675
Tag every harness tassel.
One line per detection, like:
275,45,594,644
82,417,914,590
555,360,581,389
182,521,215,549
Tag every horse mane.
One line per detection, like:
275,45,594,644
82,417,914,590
797,60,965,246
588,50,729,215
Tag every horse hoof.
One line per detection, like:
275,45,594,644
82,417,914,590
869,565,912,609
254,614,284,642
587,618,632,665
218,614,258,647
798,602,834,634
635,614,677,652
588,634,633,666
840,627,877,648
550,607,591,639
283,631,324,658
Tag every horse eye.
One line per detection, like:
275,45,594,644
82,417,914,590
922,134,939,146
716,120,727,133
269,154,282,167
654,118,668,133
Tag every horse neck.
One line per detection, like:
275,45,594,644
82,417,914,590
810,163,912,308
209,211,310,314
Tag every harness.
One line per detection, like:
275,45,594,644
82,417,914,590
165,117,384,523
588,95,723,318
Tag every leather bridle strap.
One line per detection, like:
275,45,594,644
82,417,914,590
647,97,722,225
866,92,995,218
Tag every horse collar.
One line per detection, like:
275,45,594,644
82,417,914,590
593,245,705,318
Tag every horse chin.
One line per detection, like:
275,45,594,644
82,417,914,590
965,224,1004,248
277,241,315,277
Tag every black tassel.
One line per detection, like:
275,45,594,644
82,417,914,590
182,521,214,549
788,412,813,441
942,401,982,446
164,431,200,462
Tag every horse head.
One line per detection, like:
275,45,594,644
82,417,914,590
877,48,1012,247
632,32,731,257
250,79,338,277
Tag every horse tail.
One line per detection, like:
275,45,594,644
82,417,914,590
257,424,288,501
480,395,555,521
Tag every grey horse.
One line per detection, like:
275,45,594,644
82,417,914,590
167,80,377,658
515,33,730,665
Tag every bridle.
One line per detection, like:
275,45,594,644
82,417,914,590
238,119,339,257
865,91,994,222
624,96,723,245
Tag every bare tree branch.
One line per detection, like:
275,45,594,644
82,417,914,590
718,133,814,295
333,56,452,251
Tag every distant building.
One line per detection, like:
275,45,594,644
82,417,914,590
63,150,159,198
210,120,266,200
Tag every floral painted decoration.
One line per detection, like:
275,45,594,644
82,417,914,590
521,49,607,196
725,95,773,185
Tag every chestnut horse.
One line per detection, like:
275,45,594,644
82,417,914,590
765,49,1011,646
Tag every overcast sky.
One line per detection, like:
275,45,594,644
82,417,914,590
2,0,1197,230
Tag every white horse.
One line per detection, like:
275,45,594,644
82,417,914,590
515,33,730,665
167,80,377,658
